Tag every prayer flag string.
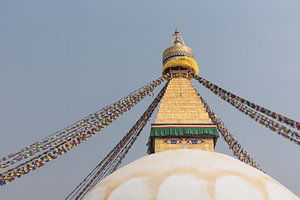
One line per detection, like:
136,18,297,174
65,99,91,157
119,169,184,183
0,75,167,171
194,89,263,170
0,75,169,186
66,82,168,200
194,76,300,145
229,97,300,144
194,75,300,131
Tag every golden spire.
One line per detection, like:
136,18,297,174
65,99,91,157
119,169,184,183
162,29,200,75
147,31,218,154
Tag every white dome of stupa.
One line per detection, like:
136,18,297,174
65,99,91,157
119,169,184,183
84,150,299,200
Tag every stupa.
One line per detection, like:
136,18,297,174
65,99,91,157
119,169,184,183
84,30,299,200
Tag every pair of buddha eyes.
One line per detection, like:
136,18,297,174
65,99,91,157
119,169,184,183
164,138,203,144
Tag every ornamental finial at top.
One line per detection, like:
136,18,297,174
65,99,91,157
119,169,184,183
170,28,185,46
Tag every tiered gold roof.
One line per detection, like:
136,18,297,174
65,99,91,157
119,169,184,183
162,29,199,75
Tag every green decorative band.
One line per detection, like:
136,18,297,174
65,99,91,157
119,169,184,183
150,127,219,137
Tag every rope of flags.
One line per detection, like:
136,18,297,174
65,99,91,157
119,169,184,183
194,88,262,170
0,75,168,186
194,75,300,131
66,82,168,200
232,100,300,144
75,85,167,200
0,76,167,171
194,75,300,145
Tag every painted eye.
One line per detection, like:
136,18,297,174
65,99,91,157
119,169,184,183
165,138,181,144
187,139,202,144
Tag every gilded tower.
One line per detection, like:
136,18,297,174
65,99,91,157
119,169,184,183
148,30,219,153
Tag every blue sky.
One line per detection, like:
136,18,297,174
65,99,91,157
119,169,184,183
0,0,299,199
